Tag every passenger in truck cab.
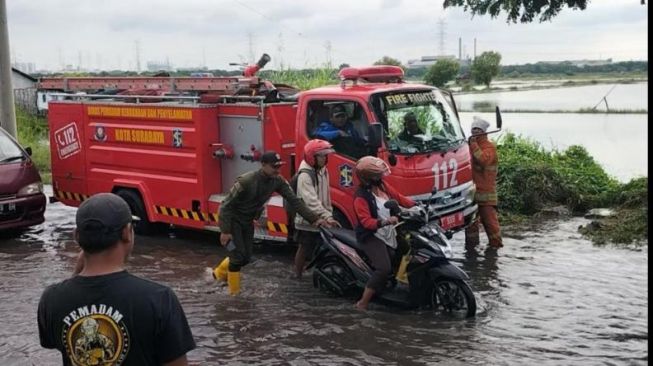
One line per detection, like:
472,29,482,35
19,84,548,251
212,151,329,296
397,112,424,143
352,156,416,311
313,105,367,159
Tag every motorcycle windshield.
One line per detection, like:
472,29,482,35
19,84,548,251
370,89,466,155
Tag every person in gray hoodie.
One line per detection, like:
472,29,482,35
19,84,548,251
293,139,339,278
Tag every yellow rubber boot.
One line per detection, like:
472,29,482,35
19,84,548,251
212,257,229,282
227,271,241,296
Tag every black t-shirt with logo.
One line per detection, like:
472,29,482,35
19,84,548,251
38,271,196,365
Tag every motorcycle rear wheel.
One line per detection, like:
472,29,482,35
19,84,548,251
430,278,476,318
313,257,355,297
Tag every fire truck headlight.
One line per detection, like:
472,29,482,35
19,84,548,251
465,184,476,204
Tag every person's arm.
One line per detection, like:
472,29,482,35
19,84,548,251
313,122,340,141
469,141,497,167
156,289,196,365
349,124,366,143
296,172,333,220
164,355,189,366
278,179,320,223
37,288,56,349
354,196,386,230
384,183,416,208
218,179,247,234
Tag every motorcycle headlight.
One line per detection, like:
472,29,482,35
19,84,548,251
18,182,43,197
417,233,454,259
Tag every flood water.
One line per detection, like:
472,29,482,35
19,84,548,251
1,187,648,365
455,82,648,111
458,112,648,183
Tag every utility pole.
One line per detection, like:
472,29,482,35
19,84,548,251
0,0,17,137
324,40,332,68
276,32,285,70
58,46,64,71
135,40,141,73
247,32,255,64
474,38,477,60
437,18,446,56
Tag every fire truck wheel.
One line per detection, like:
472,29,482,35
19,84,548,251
333,209,352,230
116,189,155,235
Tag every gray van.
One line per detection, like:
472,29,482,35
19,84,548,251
0,127,46,231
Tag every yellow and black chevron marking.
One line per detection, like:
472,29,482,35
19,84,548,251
55,190,89,202
266,221,288,234
153,205,288,234
154,205,219,222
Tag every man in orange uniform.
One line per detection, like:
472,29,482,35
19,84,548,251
465,116,503,249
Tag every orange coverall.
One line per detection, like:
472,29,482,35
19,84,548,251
465,134,503,248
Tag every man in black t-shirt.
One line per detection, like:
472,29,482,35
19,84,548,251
37,193,196,365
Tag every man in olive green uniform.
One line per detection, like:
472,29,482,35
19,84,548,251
213,151,327,295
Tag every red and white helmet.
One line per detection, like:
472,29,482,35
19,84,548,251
355,156,390,184
304,139,335,166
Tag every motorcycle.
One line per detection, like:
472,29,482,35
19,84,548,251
307,190,476,317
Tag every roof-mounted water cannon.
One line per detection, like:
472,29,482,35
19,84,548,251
243,53,272,77
338,66,404,87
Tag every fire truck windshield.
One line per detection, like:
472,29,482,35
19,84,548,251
371,89,465,154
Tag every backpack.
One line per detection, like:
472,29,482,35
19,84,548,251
284,168,317,231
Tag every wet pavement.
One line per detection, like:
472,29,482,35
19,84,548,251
0,188,648,365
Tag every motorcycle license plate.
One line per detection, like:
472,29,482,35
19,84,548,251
440,212,464,230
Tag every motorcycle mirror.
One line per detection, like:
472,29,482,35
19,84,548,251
384,199,401,216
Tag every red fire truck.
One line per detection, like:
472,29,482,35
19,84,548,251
43,55,494,241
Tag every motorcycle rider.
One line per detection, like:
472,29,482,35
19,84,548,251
352,156,416,310
293,139,339,278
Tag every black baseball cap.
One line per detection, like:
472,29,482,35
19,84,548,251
260,151,286,167
76,193,137,234
331,105,346,117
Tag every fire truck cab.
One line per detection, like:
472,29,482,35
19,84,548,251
44,59,485,242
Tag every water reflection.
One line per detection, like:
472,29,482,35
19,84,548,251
458,112,647,182
455,82,648,111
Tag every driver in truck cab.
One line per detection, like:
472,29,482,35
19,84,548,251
313,105,366,143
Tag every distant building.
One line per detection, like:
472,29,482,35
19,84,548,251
12,62,36,74
11,67,38,114
146,60,174,72
406,55,469,69
538,59,613,67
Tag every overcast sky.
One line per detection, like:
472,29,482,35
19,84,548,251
7,0,648,71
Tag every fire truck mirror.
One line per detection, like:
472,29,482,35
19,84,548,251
388,153,397,166
495,106,503,129
367,123,384,150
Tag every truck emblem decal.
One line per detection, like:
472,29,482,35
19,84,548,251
339,164,353,187
94,125,107,142
54,122,82,159
172,128,183,148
